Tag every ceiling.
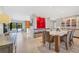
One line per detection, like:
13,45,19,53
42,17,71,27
0,6,79,20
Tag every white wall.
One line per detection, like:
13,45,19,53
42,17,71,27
0,24,3,34
0,7,4,12
46,18,51,29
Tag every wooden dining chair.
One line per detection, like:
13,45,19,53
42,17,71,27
42,31,54,50
61,31,72,50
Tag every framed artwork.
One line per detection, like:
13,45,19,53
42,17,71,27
26,21,30,28
37,17,46,29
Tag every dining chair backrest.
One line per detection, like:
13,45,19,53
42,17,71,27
70,30,75,40
46,31,50,40
43,31,46,40
43,31,50,41
67,31,72,42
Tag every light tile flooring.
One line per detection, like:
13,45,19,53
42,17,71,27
15,32,79,53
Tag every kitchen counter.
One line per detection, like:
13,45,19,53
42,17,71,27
0,35,13,53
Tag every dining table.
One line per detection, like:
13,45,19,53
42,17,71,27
49,30,68,52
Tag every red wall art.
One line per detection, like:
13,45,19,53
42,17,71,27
37,17,46,29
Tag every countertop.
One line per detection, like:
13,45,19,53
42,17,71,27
0,35,13,47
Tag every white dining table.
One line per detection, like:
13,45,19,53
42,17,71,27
50,31,67,36
49,30,68,52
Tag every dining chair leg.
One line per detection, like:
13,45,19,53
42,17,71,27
42,33,46,46
71,39,74,45
63,35,68,50
49,43,51,50
13,45,16,53
69,42,71,47
69,39,74,47
65,42,68,50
